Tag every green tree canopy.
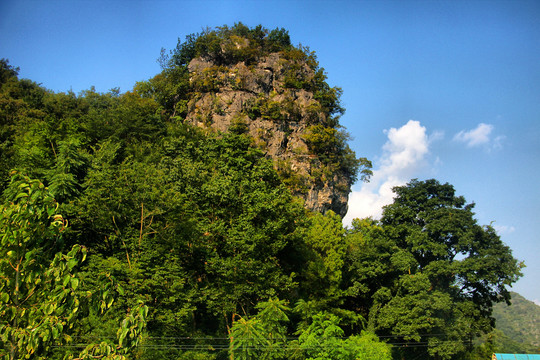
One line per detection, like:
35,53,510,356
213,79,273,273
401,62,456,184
167,23,293,67
347,179,523,360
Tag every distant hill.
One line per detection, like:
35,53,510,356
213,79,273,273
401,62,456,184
492,292,540,353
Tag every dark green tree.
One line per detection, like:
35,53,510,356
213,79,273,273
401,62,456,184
348,179,523,360
299,211,348,307
0,59,19,86
162,132,305,330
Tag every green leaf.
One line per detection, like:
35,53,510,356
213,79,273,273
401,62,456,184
45,303,54,315
70,277,79,290
63,274,70,287
15,192,29,200
107,295,114,309
67,258,78,270
118,328,129,347
47,206,55,217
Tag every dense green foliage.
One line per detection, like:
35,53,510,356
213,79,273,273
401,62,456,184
0,174,147,359
0,25,523,360
167,24,293,67
228,299,391,360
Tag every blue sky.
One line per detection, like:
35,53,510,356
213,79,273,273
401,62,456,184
1,0,539,304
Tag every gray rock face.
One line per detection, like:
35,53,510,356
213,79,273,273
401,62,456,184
185,54,351,217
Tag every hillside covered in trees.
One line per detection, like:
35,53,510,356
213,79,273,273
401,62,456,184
489,292,540,354
0,24,524,360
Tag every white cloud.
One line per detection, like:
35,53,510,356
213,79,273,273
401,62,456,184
493,135,506,150
344,120,434,225
493,224,516,235
534,299,540,307
382,120,429,174
345,177,403,221
453,123,494,147
430,130,445,143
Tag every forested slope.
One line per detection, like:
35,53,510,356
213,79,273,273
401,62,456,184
491,292,540,353
0,24,524,360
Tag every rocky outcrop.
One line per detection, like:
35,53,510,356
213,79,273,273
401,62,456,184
184,53,352,216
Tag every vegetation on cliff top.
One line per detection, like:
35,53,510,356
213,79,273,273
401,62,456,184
141,23,371,193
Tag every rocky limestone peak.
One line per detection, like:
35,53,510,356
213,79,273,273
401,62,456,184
182,52,358,217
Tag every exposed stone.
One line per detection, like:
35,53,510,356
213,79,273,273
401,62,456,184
184,54,352,217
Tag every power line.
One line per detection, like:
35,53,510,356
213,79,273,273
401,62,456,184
53,338,474,351
68,332,469,340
